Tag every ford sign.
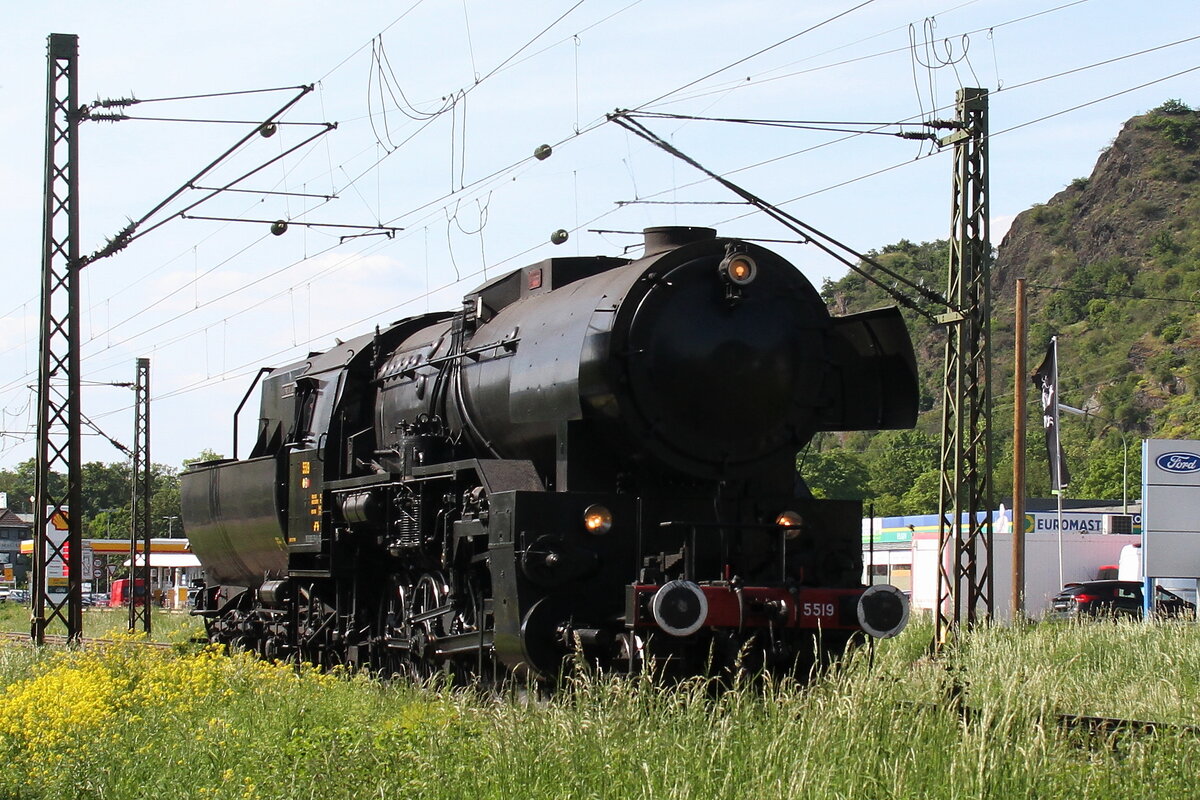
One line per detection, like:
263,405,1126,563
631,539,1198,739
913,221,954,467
1156,451,1200,473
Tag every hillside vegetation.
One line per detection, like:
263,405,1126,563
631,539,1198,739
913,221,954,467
809,100,1200,514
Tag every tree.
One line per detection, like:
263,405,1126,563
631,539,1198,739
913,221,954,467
0,456,187,539
80,461,133,520
0,458,128,518
183,448,225,467
866,430,939,509
150,465,182,538
1068,431,1137,505
0,459,57,514
86,507,130,540
900,470,942,514
801,450,871,501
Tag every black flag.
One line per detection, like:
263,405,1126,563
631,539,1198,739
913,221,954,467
1031,338,1070,491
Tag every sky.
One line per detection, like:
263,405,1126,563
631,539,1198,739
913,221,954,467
0,0,1197,472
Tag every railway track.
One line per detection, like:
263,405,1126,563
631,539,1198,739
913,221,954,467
0,629,175,649
907,699,1200,743
1057,712,1200,738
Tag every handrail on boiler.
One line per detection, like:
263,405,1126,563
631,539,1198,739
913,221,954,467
232,367,274,460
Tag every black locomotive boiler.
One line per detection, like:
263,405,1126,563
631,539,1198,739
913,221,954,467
182,226,918,680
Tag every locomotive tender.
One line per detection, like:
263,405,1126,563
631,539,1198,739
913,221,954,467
182,226,919,680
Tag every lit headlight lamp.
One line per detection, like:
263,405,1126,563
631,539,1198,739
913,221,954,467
582,504,613,535
776,510,804,540
718,244,757,287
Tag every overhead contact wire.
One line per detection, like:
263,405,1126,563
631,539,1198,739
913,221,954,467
635,0,878,110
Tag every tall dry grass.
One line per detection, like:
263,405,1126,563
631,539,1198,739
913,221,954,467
0,620,1197,799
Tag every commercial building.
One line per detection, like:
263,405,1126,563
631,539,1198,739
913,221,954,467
0,507,32,585
864,501,1143,620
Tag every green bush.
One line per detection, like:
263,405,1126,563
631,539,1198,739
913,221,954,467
1155,99,1193,115
1143,103,1200,150
1155,312,1186,344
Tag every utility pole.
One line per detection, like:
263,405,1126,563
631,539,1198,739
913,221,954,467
1012,277,1027,620
935,87,993,646
33,33,84,644
26,43,337,642
130,357,152,633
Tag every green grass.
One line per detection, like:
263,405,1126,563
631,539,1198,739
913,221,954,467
0,601,205,643
1,620,1199,799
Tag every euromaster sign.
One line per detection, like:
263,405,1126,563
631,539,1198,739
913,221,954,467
1023,512,1140,534
863,511,1140,544
1143,439,1200,578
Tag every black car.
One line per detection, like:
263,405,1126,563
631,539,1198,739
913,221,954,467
1049,580,1195,619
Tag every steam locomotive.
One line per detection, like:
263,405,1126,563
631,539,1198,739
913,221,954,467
181,226,918,681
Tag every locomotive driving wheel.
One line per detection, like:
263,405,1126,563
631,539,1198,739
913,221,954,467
296,586,339,669
449,568,488,635
374,576,411,677
447,568,492,683
407,572,449,676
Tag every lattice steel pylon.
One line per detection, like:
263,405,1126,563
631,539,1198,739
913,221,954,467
32,33,84,645
935,87,993,647
130,358,152,633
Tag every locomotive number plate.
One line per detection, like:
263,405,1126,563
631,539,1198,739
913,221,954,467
800,601,837,619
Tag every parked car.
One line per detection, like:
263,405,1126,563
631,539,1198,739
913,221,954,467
1049,580,1196,620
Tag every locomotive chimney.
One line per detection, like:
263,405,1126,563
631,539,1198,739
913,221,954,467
642,226,716,256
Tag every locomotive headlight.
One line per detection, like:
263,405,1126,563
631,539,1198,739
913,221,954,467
719,252,757,286
776,510,804,539
857,584,910,639
582,504,613,535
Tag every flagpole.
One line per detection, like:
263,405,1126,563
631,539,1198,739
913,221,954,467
1056,489,1064,587
1033,336,1070,590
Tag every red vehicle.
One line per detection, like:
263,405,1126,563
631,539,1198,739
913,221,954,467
109,578,148,607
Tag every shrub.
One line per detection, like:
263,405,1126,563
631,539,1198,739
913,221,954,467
1154,312,1185,343
1130,198,1167,220
1155,99,1193,115
1143,104,1200,149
